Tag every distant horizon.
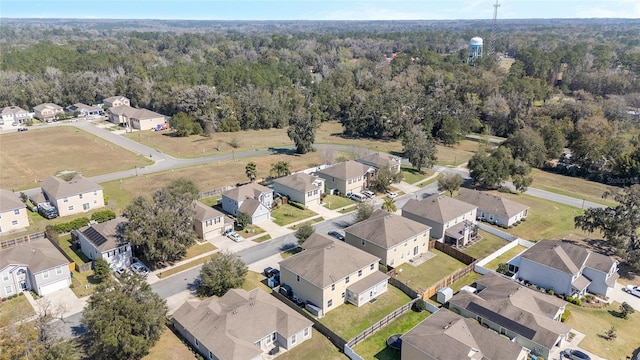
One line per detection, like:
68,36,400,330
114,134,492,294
2,1,639,21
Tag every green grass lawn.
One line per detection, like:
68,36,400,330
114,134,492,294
70,270,100,298
323,194,355,210
529,168,616,207
401,166,432,185
483,245,527,271
447,271,484,293
241,271,272,293
289,217,324,230
271,204,318,226
157,256,212,279
184,242,217,259
339,205,358,214
199,195,221,207
463,231,509,260
252,234,272,243
143,325,197,360
319,286,412,340
277,328,349,360
281,246,303,259
565,302,640,360
393,249,467,293
353,310,430,360
418,176,440,188
0,294,35,327
57,234,89,264
238,225,265,239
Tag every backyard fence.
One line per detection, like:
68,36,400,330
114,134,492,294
387,276,419,299
0,231,45,249
422,262,477,300
434,241,476,265
346,298,419,348
199,185,236,199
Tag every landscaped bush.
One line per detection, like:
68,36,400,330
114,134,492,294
561,308,571,322
91,209,116,223
288,201,306,210
547,289,555,296
54,217,90,233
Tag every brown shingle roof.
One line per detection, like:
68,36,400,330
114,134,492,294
172,288,312,360
103,95,128,103
402,194,477,224
0,106,29,115
41,174,102,200
222,183,271,202
78,217,128,252
356,152,401,169
273,173,322,192
238,198,264,216
345,209,430,249
109,105,164,120
279,234,379,288
455,188,529,219
0,237,69,273
194,201,225,222
401,309,526,360
520,240,589,275
0,189,26,213
317,160,371,181
33,103,63,111
346,270,389,293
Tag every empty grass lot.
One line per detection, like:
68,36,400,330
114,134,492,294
277,328,349,360
484,245,527,271
198,195,221,207
565,302,640,360
143,325,196,360
271,204,318,226
319,286,412,340
463,231,510,260
0,127,152,190
0,294,35,327
393,249,467,293
529,168,616,207
353,310,430,360
322,194,354,210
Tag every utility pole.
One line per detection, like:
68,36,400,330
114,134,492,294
489,0,500,57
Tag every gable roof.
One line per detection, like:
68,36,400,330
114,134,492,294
317,160,371,181
0,189,26,213
520,240,590,275
402,309,526,360
356,152,401,169
273,173,322,193
109,105,164,120
0,237,69,273
238,198,266,217
68,103,102,112
33,103,63,111
103,95,129,103
402,194,477,224
222,183,271,202
0,106,29,115
455,188,529,219
194,201,225,222
77,217,128,252
279,233,380,288
41,174,102,200
345,209,430,249
172,288,312,360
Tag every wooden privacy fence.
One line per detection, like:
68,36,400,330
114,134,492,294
0,231,45,249
388,276,419,299
434,241,476,265
346,298,419,348
422,262,477,300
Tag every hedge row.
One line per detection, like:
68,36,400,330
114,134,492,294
288,201,306,210
54,217,90,233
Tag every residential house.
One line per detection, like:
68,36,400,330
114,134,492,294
316,160,371,196
40,174,105,217
0,106,33,125
33,103,64,121
194,201,233,240
0,237,71,296
448,272,570,359
67,103,104,117
0,189,30,234
516,240,619,297
356,152,402,174
221,183,273,225
401,308,528,360
402,194,478,247
344,209,431,267
103,96,131,108
279,233,389,315
172,288,313,360
73,217,131,270
455,188,529,227
272,173,324,206
108,105,166,131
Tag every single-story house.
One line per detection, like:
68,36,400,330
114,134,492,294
516,240,619,298
33,103,64,121
272,173,324,206
40,174,105,217
356,152,402,174
344,209,431,267
449,272,570,359
103,96,131,108
73,217,131,270
172,288,313,360
0,237,71,297
402,194,478,247
221,183,273,225
401,308,528,360
316,160,372,196
108,105,166,131
194,201,233,240
0,106,33,125
0,189,30,234
67,103,104,117
279,233,389,315
455,188,529,227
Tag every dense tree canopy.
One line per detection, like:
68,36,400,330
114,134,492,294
198,251,248,297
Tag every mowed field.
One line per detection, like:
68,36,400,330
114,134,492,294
0,127,152,190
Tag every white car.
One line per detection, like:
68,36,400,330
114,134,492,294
624,285,640,298
227,232,243,242
130,262,150,277
386,192,398,199
362,190,375,198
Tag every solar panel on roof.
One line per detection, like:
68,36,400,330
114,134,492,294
83,227,108,247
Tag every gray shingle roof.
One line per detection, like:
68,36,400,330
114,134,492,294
194,201,225,222
402,194,477,224
33,103,62,111
0,189,26,213
520,240,589,276
0,106,29,115
222,183,271,202
0,237,69,273
279,233,379,288
172,288,312,360
356,152,401,169
109,105,164,120
455,188,529,219
585,251,617,273
238,198,263,217
78,216,128,252
317,161,371,181
345,209,430,249
41,174,102,200
273,173,321,192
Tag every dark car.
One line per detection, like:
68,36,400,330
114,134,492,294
17,127,28,132
328,231,345,241
263,267,274,277
563,349,591,360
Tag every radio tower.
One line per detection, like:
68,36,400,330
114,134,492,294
489,0,500,57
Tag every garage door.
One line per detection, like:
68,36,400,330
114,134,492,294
39,278,70,295
252,212,270,224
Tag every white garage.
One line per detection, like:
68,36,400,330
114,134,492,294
38,278,70,296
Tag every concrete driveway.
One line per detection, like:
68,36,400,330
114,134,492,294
609,282,640,311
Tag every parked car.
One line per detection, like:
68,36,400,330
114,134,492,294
17,127,28,132
263,267,274,277
362,190,375,198
130,262,150,277
115,268,127,277
624,285,640,297
12,122,18,126
563,349,591,360
386,192,398,199
327,230,345,241
227,232,242,242
348,193,367,202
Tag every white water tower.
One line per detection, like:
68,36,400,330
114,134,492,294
467,37,483,64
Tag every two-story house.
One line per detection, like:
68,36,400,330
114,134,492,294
221,183,273,225
0,189,30,234
516,240,619,297
172,288,313,360
33,103,64,121
40,174,105,217
272,173,324,206
455,188,529,227
356,152,402,174
449,273,570,359
103,96,131,108
0,106,33,125
0,237,71,296
344,209,431,267
316,160,372,196
402,194,478,247
279,233,389,315
194,201,233,240
73,217,132,270
108,105,166,131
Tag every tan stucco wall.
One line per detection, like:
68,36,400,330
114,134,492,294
52,189,105,217
0,207,30,233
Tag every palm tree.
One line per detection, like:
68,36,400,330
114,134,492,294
245,162,257,183
270,161,291,178
382,197,397,213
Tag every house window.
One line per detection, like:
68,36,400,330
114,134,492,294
361,239,365,246
42,271,49,279
56,267,63,275
303,327,310,338
345,276,350,284
348,179,352,185
291,334,297,344
11,220,18,226
68,205,74,211
341,292,345,298
2,273,8,282
357,176,362,181
272,333,277,342
5,285,13,295
195,338,199,349
64,197,68,203
358,270,362,277
327,299,333,307
314,190,318,195
307,191,313,197
296,275,300,282
370,264,374,270
205,219,213,226
214,217,221,224
13,209,20,215
94,200,97,204
404,242,407,247
331,284,335,291
209,351,213,360
83,203,90,211
79,194,83,199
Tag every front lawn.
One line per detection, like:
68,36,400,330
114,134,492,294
241,271,272,294
184,242,217,259
463,231,509,260
238,225,265,239
322,194,354,210
319,286,412,340
339,205,357,214
0,294,35,327
529,168,616,207
401,166,432,185
353,310,430,360
393,249,467,293
271,204,318,226
289,217,324,230
157,256,212,279
143,325,196,360
483,245,527,271
277,328,349,360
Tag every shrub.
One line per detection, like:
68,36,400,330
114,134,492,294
412,300,427,312
561,309,571,322
288,201,306,210
103,195,109,205
54,217,91,233
547,289,554,296
91,209,117,223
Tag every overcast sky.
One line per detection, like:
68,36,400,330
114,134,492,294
2,0,639,20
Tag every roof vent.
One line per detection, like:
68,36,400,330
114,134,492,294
232,310,238,314
443,325,449,329
249,302,255,306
